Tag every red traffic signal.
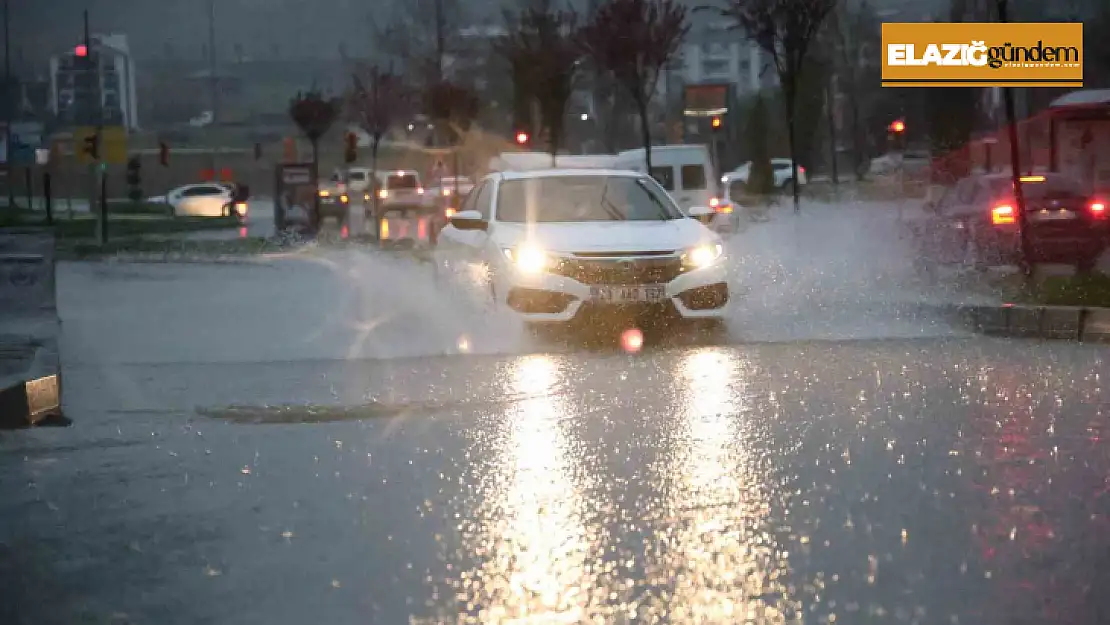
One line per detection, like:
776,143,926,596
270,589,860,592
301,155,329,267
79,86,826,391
889,119,906,133
75,44,88,57
515,131,529,145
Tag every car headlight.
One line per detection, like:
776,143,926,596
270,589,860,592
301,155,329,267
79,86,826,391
502,245,549,274
682,243,723,269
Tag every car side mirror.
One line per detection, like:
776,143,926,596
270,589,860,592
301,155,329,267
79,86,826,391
449,209,487,231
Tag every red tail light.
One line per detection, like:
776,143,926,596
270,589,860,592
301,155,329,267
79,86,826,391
1090,200,1106,218
444,208,457,218
991,204,1016,225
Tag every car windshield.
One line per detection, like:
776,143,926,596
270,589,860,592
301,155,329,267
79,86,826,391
496,175,683,223
988,175,1086,199
348,171,367,181
387,174,419,189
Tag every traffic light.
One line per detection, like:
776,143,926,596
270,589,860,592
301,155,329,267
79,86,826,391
515,131,530,146
254,142,262,161
125,157,140,186
159,141,169,167
711,116,722,131
82,134,100,160
889,119,906,134
126,156,142,202
344,132,357,164
75,44,88,58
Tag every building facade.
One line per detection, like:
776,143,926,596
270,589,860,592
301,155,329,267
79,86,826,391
48,34,139,131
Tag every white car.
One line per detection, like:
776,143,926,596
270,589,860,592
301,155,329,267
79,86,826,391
433,169,730,326
373,170,425,208
722,158,807,193
155,183,244,218
426,176,475,205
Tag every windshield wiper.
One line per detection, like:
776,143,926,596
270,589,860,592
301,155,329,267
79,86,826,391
636,180,676,220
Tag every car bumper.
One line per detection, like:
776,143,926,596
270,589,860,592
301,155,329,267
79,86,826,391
496,261,731,323
989,225,1108,263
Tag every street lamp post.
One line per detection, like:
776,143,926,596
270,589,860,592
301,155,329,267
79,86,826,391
3,0,13,211
889,118,906,223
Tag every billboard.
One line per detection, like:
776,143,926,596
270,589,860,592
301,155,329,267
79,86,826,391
683,84,729,117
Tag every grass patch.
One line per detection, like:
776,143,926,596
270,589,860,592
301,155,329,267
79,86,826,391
107,201,175,216
978,272,1110,308
1032,274,1110,308
57,236,278,260
1,211,238,239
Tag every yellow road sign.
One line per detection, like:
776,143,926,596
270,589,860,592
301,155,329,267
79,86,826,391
74,126,128,164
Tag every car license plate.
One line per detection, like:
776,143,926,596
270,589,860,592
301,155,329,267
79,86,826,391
1030,210,1076,221
590,285,666,303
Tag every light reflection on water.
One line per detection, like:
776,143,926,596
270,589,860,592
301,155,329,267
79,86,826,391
639,348,798,624
446,354,605,623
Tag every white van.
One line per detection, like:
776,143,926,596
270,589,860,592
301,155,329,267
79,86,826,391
613,145,721,211
613,145,732,231
487,152,617,173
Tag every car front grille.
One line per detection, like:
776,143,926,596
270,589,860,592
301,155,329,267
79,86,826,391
551,254,684,285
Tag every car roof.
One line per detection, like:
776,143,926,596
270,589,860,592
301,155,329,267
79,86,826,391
177,183,225,191
972,172,1071,182
495,168,644,182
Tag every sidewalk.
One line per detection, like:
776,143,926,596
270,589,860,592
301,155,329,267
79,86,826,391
0,229,63,427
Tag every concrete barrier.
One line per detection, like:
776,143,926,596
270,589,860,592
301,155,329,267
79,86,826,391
941,302,1110,343
0,228,64,428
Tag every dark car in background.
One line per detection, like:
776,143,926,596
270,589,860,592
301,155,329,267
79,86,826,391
910,172,1108,271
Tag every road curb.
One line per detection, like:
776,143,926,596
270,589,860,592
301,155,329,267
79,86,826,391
934,302,1110,342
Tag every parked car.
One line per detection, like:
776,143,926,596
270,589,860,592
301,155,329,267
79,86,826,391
432,168,730,329
154,183,246,219
909,172,1109,271
721,158,807,195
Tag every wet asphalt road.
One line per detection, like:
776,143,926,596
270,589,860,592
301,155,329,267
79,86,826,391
4,203,1110,624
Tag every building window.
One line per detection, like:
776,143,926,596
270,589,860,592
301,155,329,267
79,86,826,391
700,59,731,77
699,41,731,59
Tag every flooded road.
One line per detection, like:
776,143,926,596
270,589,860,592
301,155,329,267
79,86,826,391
5,203,1108,624
5,340,1110,624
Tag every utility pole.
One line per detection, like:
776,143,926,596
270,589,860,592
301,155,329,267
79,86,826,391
3,0,13,211
82,10,108,244
207,0,219,173
996,0,1032,278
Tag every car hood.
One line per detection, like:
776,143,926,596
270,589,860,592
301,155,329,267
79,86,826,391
491,219,716,254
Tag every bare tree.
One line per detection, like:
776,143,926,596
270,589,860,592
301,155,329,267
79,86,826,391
289,90,340,231
370,0,463,87
350,65,409,226
716,0,838,212
496,0,583,164
829,0,881,181
580,0,689,171
424,81,481,147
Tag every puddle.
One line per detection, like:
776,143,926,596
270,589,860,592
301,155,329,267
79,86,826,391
198,390,566,425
